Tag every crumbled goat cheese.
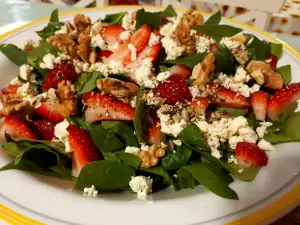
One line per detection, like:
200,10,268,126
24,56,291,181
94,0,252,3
173,140,182,146
19,65,33,81
234,66,251,83
258,139,275,151
73,60,90,74
161,37,184,60
90,60,126,77
256,122,273,138
130,96,137,108
228,136,244,149
161,142,167,148
55,24,68,34
148,33,160,46
220,37,241,49
10,77,22,85
122,14,135,31
238,126,258,143
135,58,158,88
159,16,182,37
90,22,102,36
228,155,238,164
40,53,56,69
53,53,70,65
196,121,209,133
125,146,140,154
83,185,98,197
195,36,214,53
54,119,71,152
141,143,150,151
129,176,152,200
91,35,106,49
160,119,186,137
107,42,119,51
144,91,161,106
17,82,31,95
157,71,171,82
189,86,200,99
119,30,131,41
128,44,137,61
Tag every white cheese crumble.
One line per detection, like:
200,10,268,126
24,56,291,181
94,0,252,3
91,35,106,49
17,82,30,95
160,119,186,137
195,36,214,53
135,58,158,88
10,77,22,85
189,86,200,99
128,44,137,61
125,146,140,154
19,65,33,81
129,176,152,200
173,140,182,146
159,15,182,37
55,24,68,34
228,155,238,164
256,122,273,138
161,37,184,60
90,21,102,36
83,185,98,197
220,37,241,49
130,96,137,108
195,121,209,133
141,143,150,151
40,53,56,69
228,135,244,149
89,60,126,77
107,42,119,52
161,142,167,148
144,90,161,106
156,71,171,82
122,14,135,31
148,33,160,46
258,139,275,151
73,60,90,74
119,30,130,41
54,119,71,152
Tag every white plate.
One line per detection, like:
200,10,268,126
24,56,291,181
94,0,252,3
0,6,299,225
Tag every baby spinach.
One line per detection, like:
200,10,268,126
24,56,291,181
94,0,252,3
214,48,236,74
204,11,221,25
216,107,248,117
76,72,104,95
182,163,238,199
270,43,282,58
74,160,135,191
161,5,177,17
140,167,171,183
133,86,145,143
276,65,291,85
192,25,242,42
0,44,27,66
101,12,127,25
102,152,121,162
1,142,30,157
282,112,300,139
90,126,124,152
49,164,72,180
162,53,206,68
36,9,64,40
117,152,140,170
264,132,300,144
67,116,95,132
161,145,192,171
176,167,196,189
246,36,270,61
111,123,139,147
101,121,122,129
179,123,209,151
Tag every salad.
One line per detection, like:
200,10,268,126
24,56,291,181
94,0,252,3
0,6,299,200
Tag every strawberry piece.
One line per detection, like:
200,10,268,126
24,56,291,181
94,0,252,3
96,50,113,62
266,54,278,68
210,43,219,52
101,25,125,45
155,74,192,105
83,92,135,123
1,114,36,139
169,64,192,79
67,125,100,177
147,118,166,145
35,99,64,123
130,24,151,53
190,97,210,114
1,85,20,95
236,142,268,168
42,62,78,91
251,91,268,121
31,120,55,140
267,82,300,121
208,83,251,108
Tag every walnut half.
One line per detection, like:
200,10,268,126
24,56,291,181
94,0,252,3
56,80,77,117
192,52,215,87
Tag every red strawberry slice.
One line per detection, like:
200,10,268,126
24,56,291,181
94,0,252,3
155,74,192,105
236,142,268,168
1,114,36,139
208,83,251,109
267,82,300,121
1,85,20,95
169,64,192,79
83,92,135,123
101,25,124,45
96,50,113,62
190,97,210,114
42,62,78,91
35,99,64,123
147,118,166,145
251,91,268,121
31,120,55,140
67,124,101,177
266,54,278,68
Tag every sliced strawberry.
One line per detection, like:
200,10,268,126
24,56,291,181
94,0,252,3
169,64,192,79
1,114,36,139
236,142,268,168
208,83,251,109
96,50,113,62
147,119,166,145
67,124,100,177
130,24,151,53
101,25,125,45
35,99,64,123
83,92,135,123
210,43,219,52
155,74,192,105
251,91,268,121
267,82,300,120
42,62,78,91
266,54,278,68
190,97,210,114
31,120,55,140
1,85,20,95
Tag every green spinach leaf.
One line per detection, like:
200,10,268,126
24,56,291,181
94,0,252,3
102,152,121,162
264,132,300,144
216,107,248,117
161,5,177,17
214,48,236,74
49,164,72,180
179,123,209,150
246,36,270,61
76,72,104,95
111,123,138,147
134,86,145,143
162,145,192,170
101,121,122,129
204,11,221,25
135,9,162,30
1,142,30,157
282,112,300,138
162,53,206,68
101,12,127,25
74,160,135,191
67,116,95,132
276,65,291,85
176,167,196,189
270,43,282,58
0,44,27,66
117,152,140,170
140,167,171,183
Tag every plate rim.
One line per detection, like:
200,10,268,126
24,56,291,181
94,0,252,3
0,5,299,225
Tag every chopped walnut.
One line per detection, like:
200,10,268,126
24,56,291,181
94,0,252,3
66,22,78,39
97,78,139,98
231,33,248,44
138,145,166,168
89,48,97,64
76,33,91,62
56,80,77,117
47,34,77,59
232,48,250,65
192,52,215,87
173,10,204,55
74,14,91,35
247,60,284,89
1,94,29,115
